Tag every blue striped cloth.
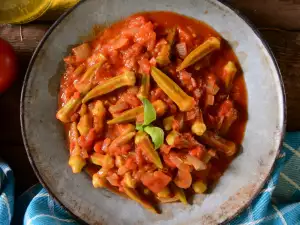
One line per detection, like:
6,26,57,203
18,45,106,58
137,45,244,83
1,133,300,225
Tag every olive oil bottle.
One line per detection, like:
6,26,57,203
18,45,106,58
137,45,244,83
0,0,80,24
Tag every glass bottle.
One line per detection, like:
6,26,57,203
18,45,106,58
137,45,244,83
0,0,80,24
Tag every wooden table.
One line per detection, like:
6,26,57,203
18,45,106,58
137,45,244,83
1,0,300,195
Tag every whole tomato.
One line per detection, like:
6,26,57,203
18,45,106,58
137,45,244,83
0,38,17,93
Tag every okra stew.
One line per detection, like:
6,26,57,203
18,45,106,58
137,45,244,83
56,11,247,213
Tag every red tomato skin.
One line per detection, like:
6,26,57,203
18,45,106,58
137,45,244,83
0,38,17,93
141,171,171,193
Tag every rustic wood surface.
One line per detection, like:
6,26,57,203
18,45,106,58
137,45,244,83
1,0,300,194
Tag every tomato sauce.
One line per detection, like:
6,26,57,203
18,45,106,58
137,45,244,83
57,11,248,213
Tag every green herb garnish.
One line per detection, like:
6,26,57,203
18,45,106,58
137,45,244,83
136,98,164,149
144,126,164,149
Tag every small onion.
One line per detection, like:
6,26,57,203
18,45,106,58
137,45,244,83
73,43,91,62
185,155,207,171
176,42,187,59
206,94,215,106
212,84,220,95
169,154,183,168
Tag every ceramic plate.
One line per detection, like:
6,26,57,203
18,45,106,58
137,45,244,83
21,0,285,224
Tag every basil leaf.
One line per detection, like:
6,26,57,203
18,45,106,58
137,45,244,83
141,98,156,126
144,126,164,149
136,123,144,131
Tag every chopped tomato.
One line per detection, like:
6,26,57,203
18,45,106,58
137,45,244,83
120,144,132,155
123,43,144,59
73,91,81,99
101,138,111,152
179,70,194,91
189,146,205,159
135,146,146,166
218,100,233,117
186,109,197,121
162,154,176,168
174,169,192,189
134,22,156,51
72,43,91,62
69,142,76,153
150,87,167,102
106,173,120,186
125,156,138,170
63,56,77,65
138,58,151,75
128,16,148,28
160,144,172,154
70,113,79,122
177,26,193,44
169,103,178,114
85,129,96,147
94,141,103,153
149,57,156,66
111,37,130,50
141,171,172,193
78,129,96,150
78,136,86,148
81,148,89,159
118,166,129,176
172,114,184,131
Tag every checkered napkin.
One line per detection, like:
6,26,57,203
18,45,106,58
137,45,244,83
0,132,299,225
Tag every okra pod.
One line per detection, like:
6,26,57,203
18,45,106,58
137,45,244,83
166,131,199,149
222,61,237,90
157,187,171,198
56,95,81,123
77,114,92,136
109,132,136,149
172,183,188,205
166,130,180,146
191,110,206,136
219,108,238,136
123,187,158,214
79,104,88,116
92,100,106,134
199,131,237,156
177,37,221,71
90,153,105,166
82,70,136,103
156,27,176,66
163,116,175,131
151,67,195,112
192,180,207,194
135,131,163,169
124,172,137,188
75,54,107,94
137,73,151,99
69,155,86,174
92,173,107,188
68,122,86,173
